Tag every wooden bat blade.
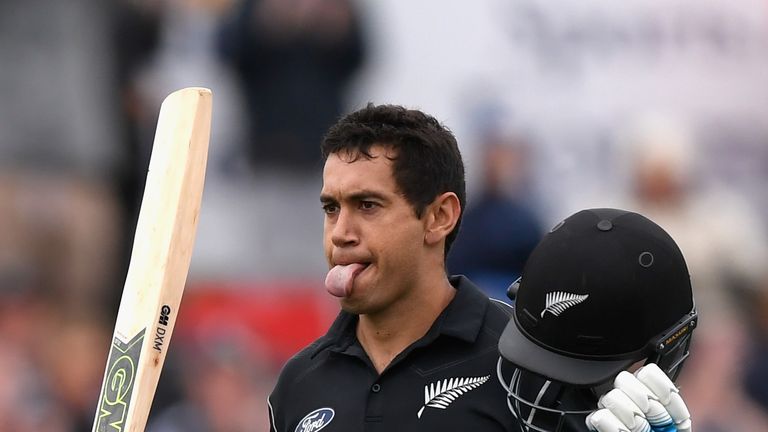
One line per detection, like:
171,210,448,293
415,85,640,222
92,87,212,432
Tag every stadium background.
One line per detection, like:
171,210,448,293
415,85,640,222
1,0,767,430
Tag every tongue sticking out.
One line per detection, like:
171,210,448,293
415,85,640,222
325,263,366,298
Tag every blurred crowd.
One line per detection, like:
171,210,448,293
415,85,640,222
1,0,767,431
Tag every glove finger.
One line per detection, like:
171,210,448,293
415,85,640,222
613,371,655,413
635,364,691,432
644,399,676,432
586,408,632,432
597,389,651,432
613,371,675,431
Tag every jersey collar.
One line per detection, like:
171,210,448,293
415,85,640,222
310,275,489,358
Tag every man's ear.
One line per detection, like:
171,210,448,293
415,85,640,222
424,192,461,246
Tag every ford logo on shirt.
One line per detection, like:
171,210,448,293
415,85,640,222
295,407,335,432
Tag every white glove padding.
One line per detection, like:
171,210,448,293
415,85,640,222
590,388,652,432
635,364,691,427
586,363,691,432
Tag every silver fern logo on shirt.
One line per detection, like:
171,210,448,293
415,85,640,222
417,375,490,418
540,292,589,317
295,407,334,432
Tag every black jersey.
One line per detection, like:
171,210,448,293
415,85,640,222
268,276,519,432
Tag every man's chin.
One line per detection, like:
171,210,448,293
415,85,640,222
339,298,366,315
339,296,384,316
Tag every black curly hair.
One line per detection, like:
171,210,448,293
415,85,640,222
321,103,466,257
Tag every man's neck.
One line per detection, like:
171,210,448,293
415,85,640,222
356,276,456,374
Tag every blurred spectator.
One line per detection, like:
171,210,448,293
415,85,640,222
620,115,768,329
0,176,123,319
619,114,768,431
218,0,366,172
0,340,68,432
41,317,111,432
127,0,249,178
112,0,266,280
0,0,125,317
447,132,543,300
0,257,101,432
746,292,768,413
147,328,277,432
112,0,164,226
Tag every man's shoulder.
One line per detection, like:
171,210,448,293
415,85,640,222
275,311,354,382
268,335,335,431
270,338,329,412
276,336,329,381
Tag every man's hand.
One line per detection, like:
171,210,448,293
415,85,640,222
586,363,692,432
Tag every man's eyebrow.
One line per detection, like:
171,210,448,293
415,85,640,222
348,190,388,202
319,190,388,203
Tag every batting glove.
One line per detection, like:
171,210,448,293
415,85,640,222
585,363,691,432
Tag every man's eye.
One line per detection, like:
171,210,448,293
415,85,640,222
322,204,339,214
360,201,378,210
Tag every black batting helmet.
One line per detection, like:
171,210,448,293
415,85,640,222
497,208,697,431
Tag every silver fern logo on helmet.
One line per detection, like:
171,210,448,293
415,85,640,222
541,292,589,317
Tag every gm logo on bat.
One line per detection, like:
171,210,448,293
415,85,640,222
153,305,171,352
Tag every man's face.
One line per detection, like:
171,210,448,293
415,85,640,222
321,145,428,315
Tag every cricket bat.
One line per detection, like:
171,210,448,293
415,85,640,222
92,87,212,432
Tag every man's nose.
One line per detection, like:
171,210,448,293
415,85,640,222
330,208,359,247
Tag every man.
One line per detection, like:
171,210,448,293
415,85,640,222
268,104,693,431
498,208,696,431
269,103,517,431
